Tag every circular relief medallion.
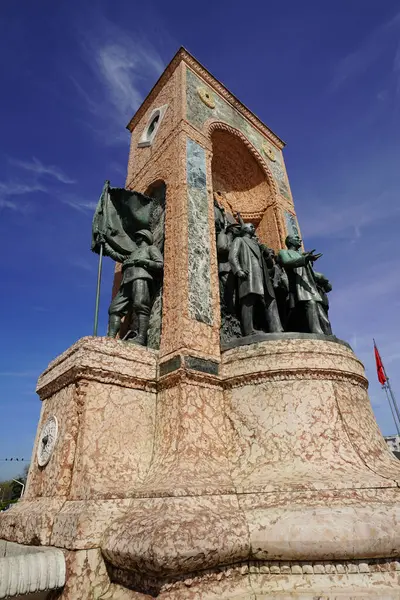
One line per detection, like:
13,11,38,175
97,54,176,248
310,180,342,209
197,86,215,108
37,416,58,467
262,142,277,162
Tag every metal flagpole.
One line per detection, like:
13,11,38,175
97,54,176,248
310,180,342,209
386,379,400,432
93,180,110,336
93,241,104,336
383,384,400,436
381,349,400,428
374,339,400,434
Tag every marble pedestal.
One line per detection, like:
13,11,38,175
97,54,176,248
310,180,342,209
1,335,400,599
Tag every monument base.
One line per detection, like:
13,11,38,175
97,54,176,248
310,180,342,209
1,336,400,599
107,559,400,599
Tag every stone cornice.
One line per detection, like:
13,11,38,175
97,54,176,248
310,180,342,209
126,47,285,150
38,363,223,399
157,368,222,391
37,337,158,399
39,337,157,378
37,366,157,400
224,368,368,390
35,338,368,398
108,556,400,596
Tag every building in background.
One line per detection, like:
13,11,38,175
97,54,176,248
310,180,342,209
385,435,400,458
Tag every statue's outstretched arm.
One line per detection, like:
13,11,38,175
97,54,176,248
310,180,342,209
277,250,306,269
235,212,245,227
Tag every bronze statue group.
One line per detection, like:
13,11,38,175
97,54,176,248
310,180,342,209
103,195,333,347
214,197,333,343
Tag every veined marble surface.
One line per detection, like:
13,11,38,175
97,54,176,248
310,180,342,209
186,137,213,325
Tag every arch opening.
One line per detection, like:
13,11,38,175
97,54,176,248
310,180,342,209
211,128,273,226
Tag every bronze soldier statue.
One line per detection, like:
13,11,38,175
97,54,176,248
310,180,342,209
105,229,163,345
315,273,333,335
263,246,289,328
229,222,283,337
277,234,332,335
214,196,240,286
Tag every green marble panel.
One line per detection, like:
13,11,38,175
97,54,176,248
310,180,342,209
186,138,213,325
284,210,300,239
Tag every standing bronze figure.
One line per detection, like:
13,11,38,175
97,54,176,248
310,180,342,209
229,222,283,336
315,273,333,335
214,197,240,287
106,229,163,345
278,234,332,335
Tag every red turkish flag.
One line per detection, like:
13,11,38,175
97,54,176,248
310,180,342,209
374,342,387,386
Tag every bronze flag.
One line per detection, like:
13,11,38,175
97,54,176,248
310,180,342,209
91,181,154,256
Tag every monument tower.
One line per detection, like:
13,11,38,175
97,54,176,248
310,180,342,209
1,48,400,600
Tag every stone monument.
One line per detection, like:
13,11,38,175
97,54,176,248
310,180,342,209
1,47,400,600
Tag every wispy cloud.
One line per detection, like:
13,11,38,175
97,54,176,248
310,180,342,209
96,44,160,118
69,257,95,272
330,10,400,91
0,199,19,211
300,192,400,240
333,262,400,311
73,18,165,144
0,181,45,213
10,157,75,184
110,162,126,177
0,182,45,197
61,194,97,214
0,371,37,378
0,157,76,213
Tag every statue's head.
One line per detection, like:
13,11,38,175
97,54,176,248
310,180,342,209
226,223,241,237
134,229,153,245
285,234,302,249
242,223,256,237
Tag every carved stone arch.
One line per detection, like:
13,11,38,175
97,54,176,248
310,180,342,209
131,170,168,196
144,178,166,200
206,119,279,204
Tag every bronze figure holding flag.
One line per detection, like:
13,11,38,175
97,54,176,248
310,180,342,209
105,230,163,345
91,181,164,345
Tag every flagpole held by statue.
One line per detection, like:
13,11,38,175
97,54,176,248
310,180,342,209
92,180,109,336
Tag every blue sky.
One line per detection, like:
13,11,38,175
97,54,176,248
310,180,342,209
1,0,400,480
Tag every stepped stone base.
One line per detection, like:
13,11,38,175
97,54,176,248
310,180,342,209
1,335,400,599
107,558,400,599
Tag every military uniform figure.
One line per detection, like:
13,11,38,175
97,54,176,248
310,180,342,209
315,273,333,335
264,246,290,328
278,234,332,335
106,229,163,345
214,198,240,283
229,223,283,337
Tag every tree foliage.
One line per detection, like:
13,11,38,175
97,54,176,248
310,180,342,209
0,464,30,510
